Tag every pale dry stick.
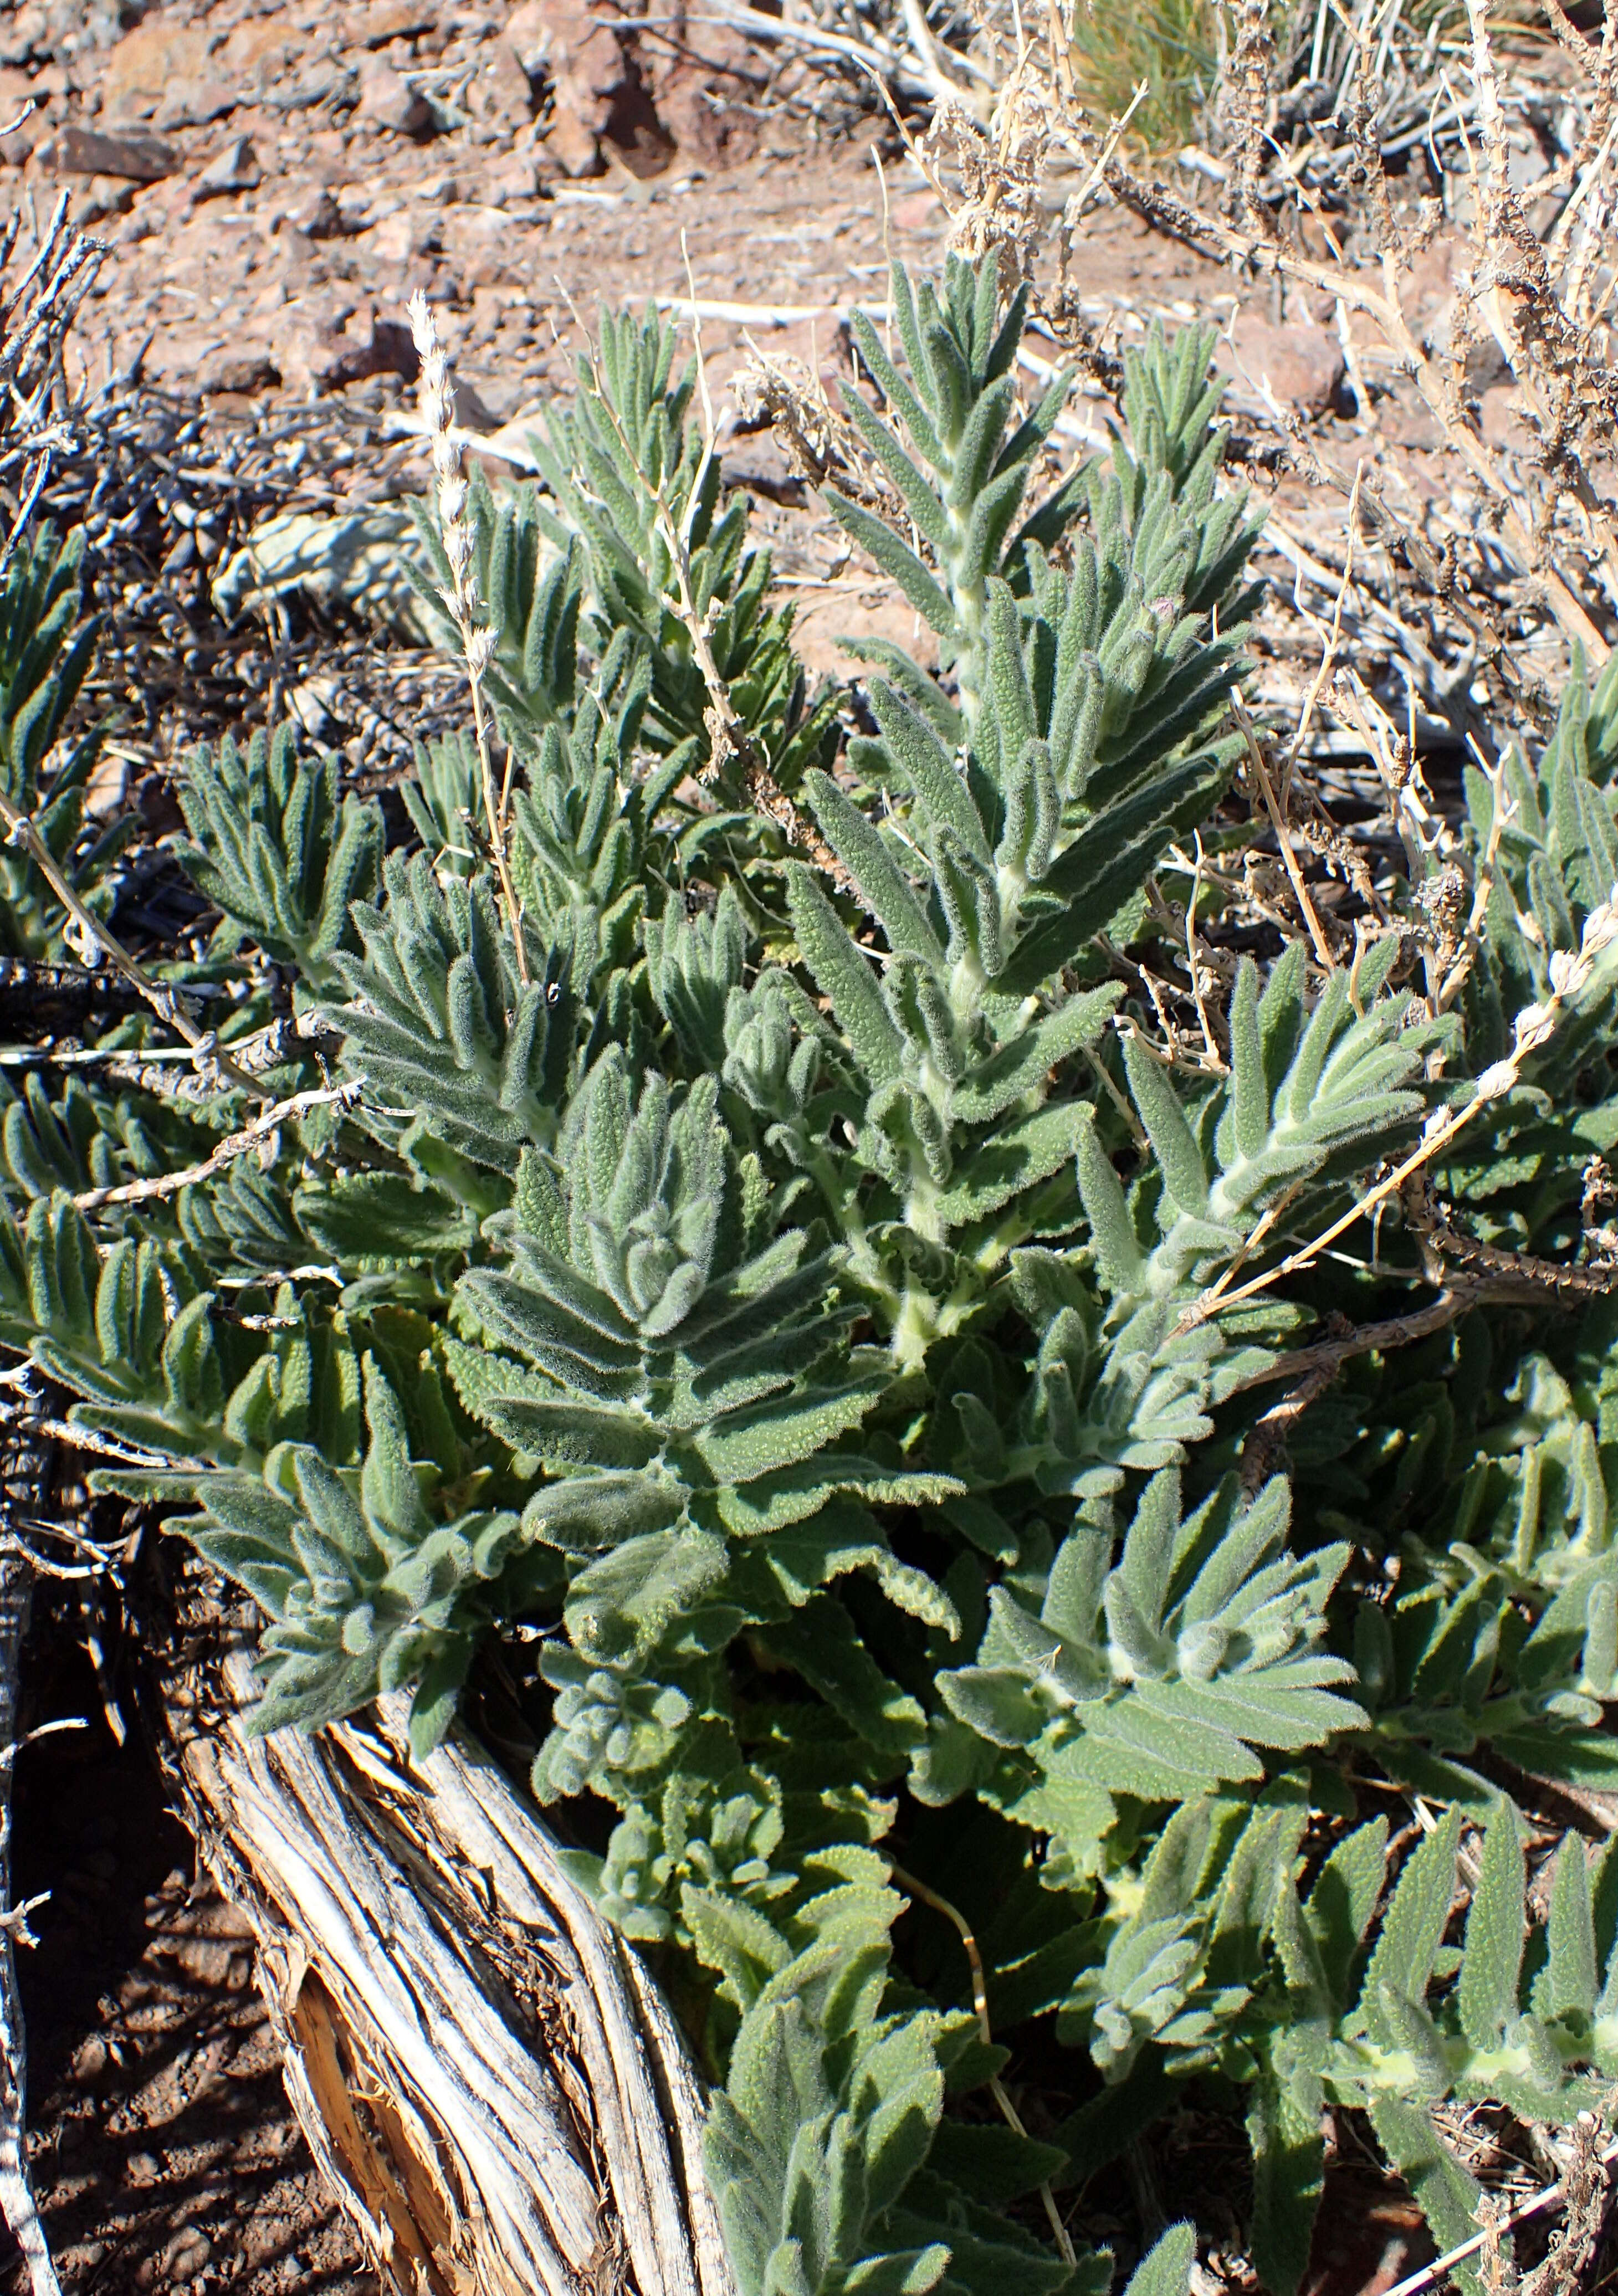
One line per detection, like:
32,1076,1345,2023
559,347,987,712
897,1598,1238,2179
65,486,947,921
1230,690,1338,968
680,229,718,454
70,1082,360,1214
1558,144,1616,332
1177,910,1618,1334
1185,832,1223,1070
1177,1183,1305,1321
0,1551,60,2296
689,1,920,91
1539,0,1618,202
0,455,55,590
872,150,896,361
0,195,101,388
654,295,895,330
1545,105,1618,279
16,1419,192,1475
1282,463,1363,813
1085,1045,1149,1149
0,790,270,1102
1054,75,1149,224
895,0,991,115
887,1862,1077,2271
1042,0,1079,107
406,291,529,983
1334,296,1384,444
1380,2124,1618,2296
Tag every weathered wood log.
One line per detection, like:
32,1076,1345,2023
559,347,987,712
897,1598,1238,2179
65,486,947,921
0,1552,63,2296
164,1643,738,2296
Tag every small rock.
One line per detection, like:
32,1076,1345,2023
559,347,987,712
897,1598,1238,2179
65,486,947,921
44,0,123,60
468,35,535,130
0,6,47,68
274,184,344,240
70,2034,107,2083
363,207,432,265
217,20,298,95
78,173,136,217
198,350,281,397
193,136,261,198
281,305,421,396
1228,311,1345,418
163,2230,212,2283
482,155,536,206
124,2150,161,2187
454,378,503,433
168,1935,240,1987
503,0,550,77
153,77,237,132
360,0,438,42
48,124,176,181
101,17,218,122
507,0,629,175
286,680,335,740
355,54,431,136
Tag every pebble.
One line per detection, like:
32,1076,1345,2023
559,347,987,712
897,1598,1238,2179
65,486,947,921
193,136,262,198
164,2230,213,2283
355,55,431,138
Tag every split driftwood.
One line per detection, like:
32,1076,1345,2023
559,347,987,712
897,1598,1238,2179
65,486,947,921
165,1641,739,2296
0,1551,62,2296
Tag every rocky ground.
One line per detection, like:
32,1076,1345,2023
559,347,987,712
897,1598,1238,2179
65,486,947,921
0,0,1391,802
2,0,906,411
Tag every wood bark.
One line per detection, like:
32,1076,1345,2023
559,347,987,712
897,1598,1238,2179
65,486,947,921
164,1641,739,2296
0,1552,62,2296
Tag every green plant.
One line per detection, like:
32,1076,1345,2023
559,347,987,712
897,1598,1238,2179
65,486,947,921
1064,0,1217,151
13,254,1618,2296
0,521,129,957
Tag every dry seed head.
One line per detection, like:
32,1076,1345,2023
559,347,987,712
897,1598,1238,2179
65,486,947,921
408,288,479,626
1474,1058,1519,1100
1583,896,1618,955
408,290,452,433
1549,947,1591,998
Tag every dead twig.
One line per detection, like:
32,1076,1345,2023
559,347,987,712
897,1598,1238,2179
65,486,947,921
1231,690,1338,968
1382,2112,1617,2296
0,791,270,1103
70,1082,361,1213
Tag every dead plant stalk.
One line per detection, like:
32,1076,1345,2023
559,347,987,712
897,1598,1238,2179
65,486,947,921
407,290,529,983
